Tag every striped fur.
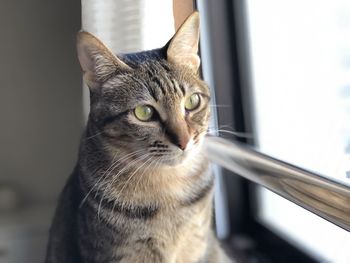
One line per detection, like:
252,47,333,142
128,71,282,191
46,12,232,263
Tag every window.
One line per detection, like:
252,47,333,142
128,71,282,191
247,1,350,262
247,0,350,186
198,0,350,262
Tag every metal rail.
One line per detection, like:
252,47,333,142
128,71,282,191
204,136,350,232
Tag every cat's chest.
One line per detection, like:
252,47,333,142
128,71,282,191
78,191,213,263
147,196,213,262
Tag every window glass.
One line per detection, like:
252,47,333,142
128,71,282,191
247,0,350,185
246,0,350,262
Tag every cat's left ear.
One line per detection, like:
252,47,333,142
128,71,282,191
166,11,200,73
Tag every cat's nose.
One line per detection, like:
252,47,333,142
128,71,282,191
165,124,191,151
165,116,192,151
177,136,190,151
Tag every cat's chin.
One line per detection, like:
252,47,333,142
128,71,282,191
159,154,187,167
157,148,200,167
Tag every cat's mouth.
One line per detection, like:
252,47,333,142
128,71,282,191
149,145,200,167
143,136,203,167
155,155,187,167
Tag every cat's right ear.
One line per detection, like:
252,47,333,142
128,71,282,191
166,12,200,73
77,31,132,91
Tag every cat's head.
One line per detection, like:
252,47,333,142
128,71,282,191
77,12,210,167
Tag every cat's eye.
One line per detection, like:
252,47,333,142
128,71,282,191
185,93,200,111
134,105,154,121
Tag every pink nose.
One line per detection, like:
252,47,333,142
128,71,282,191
165,117,191,151
177,136,190,151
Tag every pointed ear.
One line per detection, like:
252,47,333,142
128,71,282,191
167,11,200,72
77,31,132,90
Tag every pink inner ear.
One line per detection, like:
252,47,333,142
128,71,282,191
166,19,200,72
171,54,200,71
77,31,133,90
188,54,200,70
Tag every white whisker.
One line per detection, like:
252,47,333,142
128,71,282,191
97,153,149,220
79,149,144,208
117,154,152,195
133,157,158,194
209,104,231,108
208,128,253,138
84,131,104,141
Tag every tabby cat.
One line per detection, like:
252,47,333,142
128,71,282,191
45,12,231,263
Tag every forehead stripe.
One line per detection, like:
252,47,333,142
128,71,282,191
162,74,177,95
171,78,185,96
151,76,166,100
146,68,166,96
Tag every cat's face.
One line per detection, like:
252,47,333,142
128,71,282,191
92,62,210,166
78,12,209,166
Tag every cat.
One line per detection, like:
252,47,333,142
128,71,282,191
45,12,231,263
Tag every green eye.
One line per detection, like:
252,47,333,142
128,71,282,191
185,93,200,111
134,105,154,121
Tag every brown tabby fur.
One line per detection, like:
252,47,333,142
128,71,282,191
45,12,232,263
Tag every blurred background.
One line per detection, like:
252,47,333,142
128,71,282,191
0,1,81,262
0,0,349,262
0,1,174,262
